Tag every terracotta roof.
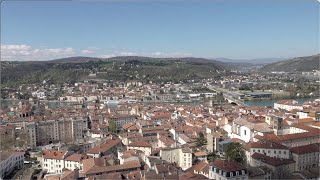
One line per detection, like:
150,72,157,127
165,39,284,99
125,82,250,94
193,162,209,174
211,159,246,172
85,160,141,175
290,143,320,155
194,151,207,157
65,154,88,162
251,153,295,166
298,118,316,123
43,150,68,160
87,138,121,154
94,172,122,180
179,172,209,179
245,141,288,150
128,140,152,147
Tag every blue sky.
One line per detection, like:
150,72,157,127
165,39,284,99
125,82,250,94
1,0,319,61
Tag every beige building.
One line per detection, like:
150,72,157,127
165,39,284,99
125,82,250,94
251,153,295,179
27,117,88,147
290,143,320,171
159,147,192,170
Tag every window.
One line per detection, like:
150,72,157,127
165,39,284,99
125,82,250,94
279,151,281,154
284,151,286,154
244,130,246,135
274,151,276,154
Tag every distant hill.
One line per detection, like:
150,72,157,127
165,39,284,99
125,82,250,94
1,56,230,87
216,57,287,64
260,55,319,72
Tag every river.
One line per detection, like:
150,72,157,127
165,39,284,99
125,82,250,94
1,97,319,109
244,97,319,107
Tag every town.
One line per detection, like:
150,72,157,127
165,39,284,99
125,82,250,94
1,71,319,180
1,0,319,179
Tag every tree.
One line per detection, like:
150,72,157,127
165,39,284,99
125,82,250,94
196,132,207,147
224,142,246,165
108,119,117,133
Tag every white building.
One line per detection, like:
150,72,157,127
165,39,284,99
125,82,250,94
0,151,24,179
274,100,303,111
230,118,273,143
127,141,152,156
41,150,73,174
244,141,290,165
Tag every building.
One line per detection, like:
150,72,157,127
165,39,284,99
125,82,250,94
230,118,273,143
251,153,295,179
87,137,122,158
64,154,88,171
109,115,137,130
209,159,248,180
127,141,152,156
0,151,24,179
290,143,320,171
159,147,193,170
244,141,290,165
274,100,303,111
41,150,73,174
27,117,88,147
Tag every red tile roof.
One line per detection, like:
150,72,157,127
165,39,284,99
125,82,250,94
251,153,295,166
290,143,320,155
87,138,121,154
43,150,68,160
211,159,246,172
128,140,152,148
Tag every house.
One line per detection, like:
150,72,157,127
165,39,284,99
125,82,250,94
0,151,24,179
194,151,208,163
251,153,295,179
127,141,152,156
87,137,122,158
192,161,210,178
274,100,303,111
247,166,272,180
243,141,290,165
64,154,89,171
41,150,73,174
290,143,320,171
159,147,193,170
84,160,141,177
230,118,273,143
209,159,248,180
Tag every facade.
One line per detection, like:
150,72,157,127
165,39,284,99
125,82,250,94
251,153,295,179
290,143,320,171
0,151,24,179
274,100,303,111
27,117,88,147
209,159,248,180
109,115,137,129
244,141,290,165
159,147,192,170
41,150,73,174
127,141,152,156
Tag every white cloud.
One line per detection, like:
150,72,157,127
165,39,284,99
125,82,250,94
81,49,94,54
1,44,76,61
99,51,192,58
1,44,192,61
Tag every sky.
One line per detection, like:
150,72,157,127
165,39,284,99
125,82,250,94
1,0,319,61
